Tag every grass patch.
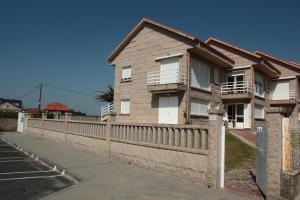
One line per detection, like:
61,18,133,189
225,132,256,172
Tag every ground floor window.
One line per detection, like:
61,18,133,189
120,99,130,114
255,104,265,119
190,98,210,116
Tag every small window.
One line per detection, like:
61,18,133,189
190,98,210,116
191,58,211,90
255,72,264,97
122,66,132,81
120,100,130,114
255,104,265,119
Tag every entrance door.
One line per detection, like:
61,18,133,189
160,57,179,84
226,104,244,128
158,96,178,124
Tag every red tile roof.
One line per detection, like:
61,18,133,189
43,102,70,112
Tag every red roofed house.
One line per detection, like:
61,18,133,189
43,102,70,113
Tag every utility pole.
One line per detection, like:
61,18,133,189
38,82,43,111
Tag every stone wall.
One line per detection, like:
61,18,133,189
0,118,17,131
25,114,222,187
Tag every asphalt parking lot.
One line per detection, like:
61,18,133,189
0,138,74,200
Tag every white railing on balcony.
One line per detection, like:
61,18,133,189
101,102,114,117
147,69,185,85
221,81,253,95
269,91,297,101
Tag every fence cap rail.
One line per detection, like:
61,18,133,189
111,122,208,129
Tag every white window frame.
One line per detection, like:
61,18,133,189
190,98,210,117
120,99,130,114
254,104,265,119
191,58,211,91
121,66,132,81
255,72,264,97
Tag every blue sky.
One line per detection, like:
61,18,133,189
1,0,299,115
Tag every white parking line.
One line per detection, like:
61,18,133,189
0,174,64,181
0,159,32,163
0,168,56,175
0,157,28,160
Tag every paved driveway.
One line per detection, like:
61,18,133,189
1,132,253,200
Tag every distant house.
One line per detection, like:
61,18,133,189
43,102,70,113
0,98,22,112
24,108,39,114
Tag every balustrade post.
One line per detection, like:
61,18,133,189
194,129,200,149
187,129,193,148
64,112,72,145
174,128,180,146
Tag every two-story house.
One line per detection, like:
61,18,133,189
102,18,300,130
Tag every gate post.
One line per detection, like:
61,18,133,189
265,107,289,199
23,112,32,134
207,108,224,188
105,113,116,159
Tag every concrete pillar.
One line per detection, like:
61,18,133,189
23,113,32,134
53,112,59,120
266,107,288,199
64,112,72,120
105,113,116,159
41,112,47,119
207,108,224,188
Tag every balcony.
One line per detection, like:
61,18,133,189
101,102,114,120
147,69,186,93
269,91,297,105
221,81,253,100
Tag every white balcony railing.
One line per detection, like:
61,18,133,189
221,81,253,95
147,69,185,85
269,91,297,101
101,102,114,117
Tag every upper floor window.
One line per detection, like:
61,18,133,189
271,81,290,100
255,72,264,97
120,99,130,114
190,98,210,116
122,66,132,81
191,58,210,90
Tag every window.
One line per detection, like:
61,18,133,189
191,58,211,90
271,81,289,100
190,98,210,116
121,66,132,81
213,68,220,84
255,105,265,119
255,72,264,97
120,100,130,114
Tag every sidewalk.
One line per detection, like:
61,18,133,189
1,132,252,200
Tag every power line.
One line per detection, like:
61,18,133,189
44,83,96,98
16,84,40,99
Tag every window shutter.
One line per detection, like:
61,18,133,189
190,98,209,116
121,100,130,114
122,66,132,80
255,105,264,119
